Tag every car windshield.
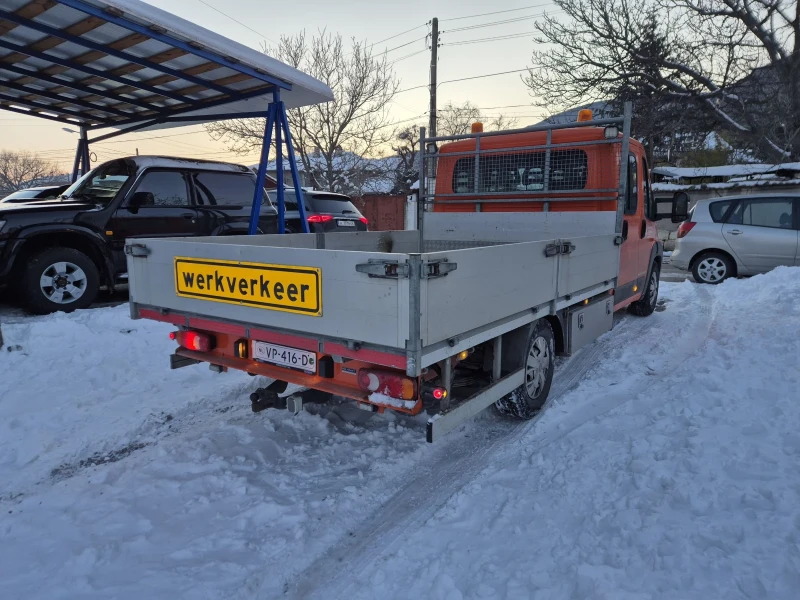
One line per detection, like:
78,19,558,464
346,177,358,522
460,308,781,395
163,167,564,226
62,161,131,205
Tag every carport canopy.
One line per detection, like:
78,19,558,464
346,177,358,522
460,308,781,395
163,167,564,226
0,0,332,232
0,0,332,133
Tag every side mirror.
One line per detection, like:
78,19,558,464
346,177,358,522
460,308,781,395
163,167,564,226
128,191,154,212
671,191,690,223
655,191,690,222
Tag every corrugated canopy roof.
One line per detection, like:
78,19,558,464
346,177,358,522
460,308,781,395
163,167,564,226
0,0,333,132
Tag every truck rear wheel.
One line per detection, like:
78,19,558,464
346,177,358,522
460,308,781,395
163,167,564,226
495,319,555,420
629,264,660,317
21,247,100,314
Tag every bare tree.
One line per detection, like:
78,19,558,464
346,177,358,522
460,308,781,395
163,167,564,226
391,126,420,195
0,150,60,195
207,30,399,195
525,0,800,161
390,104,523,194
437,101,521,137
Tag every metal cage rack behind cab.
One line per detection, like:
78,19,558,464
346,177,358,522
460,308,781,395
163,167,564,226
418,102,633,239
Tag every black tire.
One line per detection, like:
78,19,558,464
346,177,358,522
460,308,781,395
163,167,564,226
21,247,100,315
629,263,660,317
495,319,555,420
691,251,734,284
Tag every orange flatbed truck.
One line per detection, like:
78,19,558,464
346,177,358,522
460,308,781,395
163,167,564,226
126,105,686,442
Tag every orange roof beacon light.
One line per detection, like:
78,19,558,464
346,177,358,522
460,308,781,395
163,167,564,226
577,109,593,122
471,122,484,133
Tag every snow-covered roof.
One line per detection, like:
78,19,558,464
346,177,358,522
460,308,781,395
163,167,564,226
0,0,333,130
98,0,333,112
653,164,773,179
653,178,800,193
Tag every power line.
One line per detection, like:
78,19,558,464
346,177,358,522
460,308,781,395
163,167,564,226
443,13,544,34
396,67,530,94
440,68,530,86
383,36,428,55
194,0,279,45
440,3,553,22
371,24,428,48
388,48,428,66
444,31,537,46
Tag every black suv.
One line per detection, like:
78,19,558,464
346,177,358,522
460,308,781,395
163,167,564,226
0,156,280,314
267,189,369,233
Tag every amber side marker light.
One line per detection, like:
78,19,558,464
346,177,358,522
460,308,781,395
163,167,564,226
577,109,593,122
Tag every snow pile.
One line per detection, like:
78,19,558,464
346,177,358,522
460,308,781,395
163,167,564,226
0,307,256,495
331,268,800,600
2,268,799,600
0,305,429,598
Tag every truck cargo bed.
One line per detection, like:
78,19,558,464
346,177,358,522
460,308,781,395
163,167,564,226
127,212,620,375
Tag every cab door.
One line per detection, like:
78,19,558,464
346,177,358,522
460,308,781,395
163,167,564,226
616,152,644,306
108,169,202,273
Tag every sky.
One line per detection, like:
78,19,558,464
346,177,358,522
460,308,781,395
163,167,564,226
0,0,561,172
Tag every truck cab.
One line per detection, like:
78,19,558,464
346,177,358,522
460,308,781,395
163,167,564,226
432,112,662,313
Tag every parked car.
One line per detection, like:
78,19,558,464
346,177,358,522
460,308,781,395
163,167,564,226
1,184,70,203
267,189,368,233
0,156,279,314
671,194,799,283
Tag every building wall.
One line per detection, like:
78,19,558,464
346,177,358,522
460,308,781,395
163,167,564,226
353,195,406,231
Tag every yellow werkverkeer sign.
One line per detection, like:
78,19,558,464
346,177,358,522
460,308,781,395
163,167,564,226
174,257,321,316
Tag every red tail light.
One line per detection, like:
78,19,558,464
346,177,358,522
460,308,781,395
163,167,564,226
307,214,334,223
359,216,369,225
677,221,696,238
357,369,417,401
171,330,215,352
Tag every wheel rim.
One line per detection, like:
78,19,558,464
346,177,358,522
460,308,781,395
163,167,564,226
525,335,550,398
697,257,727,282
648,271,659,306
39,261,87,304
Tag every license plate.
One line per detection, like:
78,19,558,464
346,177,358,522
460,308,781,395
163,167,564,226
252,341,316,373
337,220,356,227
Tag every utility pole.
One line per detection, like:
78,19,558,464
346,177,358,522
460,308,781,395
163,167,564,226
428,17,439,139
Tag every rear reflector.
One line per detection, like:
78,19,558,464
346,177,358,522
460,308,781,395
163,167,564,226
677,221,696,238
357,369,417,401
308,214,334,223
172,330,215,352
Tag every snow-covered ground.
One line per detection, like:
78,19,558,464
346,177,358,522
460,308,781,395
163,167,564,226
1,268,799,599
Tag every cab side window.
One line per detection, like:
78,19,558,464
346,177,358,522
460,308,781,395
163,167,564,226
131,171,190,206
625,153,638,215
193,172,256,207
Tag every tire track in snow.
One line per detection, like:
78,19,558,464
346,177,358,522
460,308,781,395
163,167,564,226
284,285,713,600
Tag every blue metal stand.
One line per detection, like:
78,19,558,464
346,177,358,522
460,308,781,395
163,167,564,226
248,89,310,235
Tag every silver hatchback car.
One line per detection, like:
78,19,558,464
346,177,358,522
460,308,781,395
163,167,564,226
671,194,799,283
